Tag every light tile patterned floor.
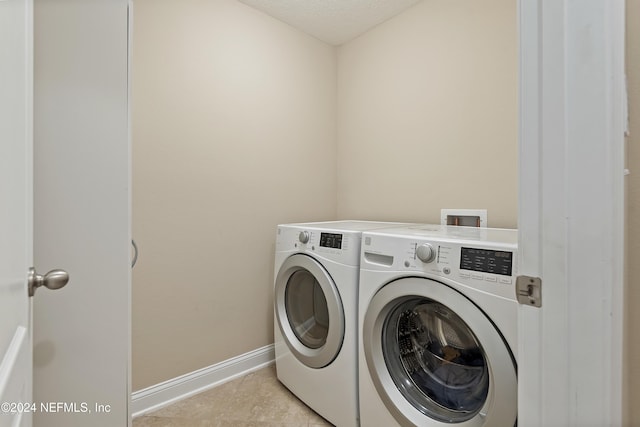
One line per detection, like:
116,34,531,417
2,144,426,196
133,365,334,427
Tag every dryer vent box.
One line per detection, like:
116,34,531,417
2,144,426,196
441,209,487,228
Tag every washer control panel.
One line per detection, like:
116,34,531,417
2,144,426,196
409,240,515,284
460,247,513,276
362,230,518,301
415,243,435,263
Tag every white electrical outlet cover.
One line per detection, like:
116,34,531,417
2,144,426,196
440,209,488,228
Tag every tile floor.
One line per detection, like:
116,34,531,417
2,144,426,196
133,364,334,427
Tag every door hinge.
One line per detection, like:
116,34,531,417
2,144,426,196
516,275,541,307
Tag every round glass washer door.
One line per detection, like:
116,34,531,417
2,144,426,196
363,277,517,426
275,254,344,368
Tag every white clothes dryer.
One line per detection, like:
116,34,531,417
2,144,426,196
358,225,518,427
274,220,406,427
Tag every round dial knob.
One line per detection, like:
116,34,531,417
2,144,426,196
416,243,435,263
298,231,310,244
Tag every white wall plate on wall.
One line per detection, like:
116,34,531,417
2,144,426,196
440,209,488,228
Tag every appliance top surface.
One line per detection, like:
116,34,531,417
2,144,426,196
280,220,409,232
366,224,518,246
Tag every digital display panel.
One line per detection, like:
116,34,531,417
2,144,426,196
460,247,513,276
320,232,342,249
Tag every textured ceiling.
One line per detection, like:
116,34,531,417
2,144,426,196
237,0,422,45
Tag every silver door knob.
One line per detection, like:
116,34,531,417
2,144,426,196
28,267,69,297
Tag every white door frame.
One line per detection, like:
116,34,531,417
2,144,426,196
518,0,626,425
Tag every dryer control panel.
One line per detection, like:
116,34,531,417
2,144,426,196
276,225,361,266
319,232,343,249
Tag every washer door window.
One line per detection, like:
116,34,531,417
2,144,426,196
275,254,344,368
384,299,488,422
363,277,517,426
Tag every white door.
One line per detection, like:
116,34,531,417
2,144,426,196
0,0,130,427
1,0,130,425
0,1,34,426
32,1,131,427
518,0,625,425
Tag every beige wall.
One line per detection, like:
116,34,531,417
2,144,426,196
132,0,337,390
133,0,518,391
336,0,517,228
133,0,639,416
627,0,640,423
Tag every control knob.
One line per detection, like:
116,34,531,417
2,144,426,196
298,231,310,244
416,243,435,263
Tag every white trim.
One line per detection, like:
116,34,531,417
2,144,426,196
516,0,543,423
605,1,626,423
126,2,133,426
131,345,275,418
518,0,625,425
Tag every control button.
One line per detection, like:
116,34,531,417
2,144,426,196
416,243,435,263
459,272,471,279
298,231,309,244
404,260,410,268
485,276,497,283
499,277,513,285
443,267,451,275
471,273,484,281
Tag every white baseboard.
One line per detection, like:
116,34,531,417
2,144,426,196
131,344,275,418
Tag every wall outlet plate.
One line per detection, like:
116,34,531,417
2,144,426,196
441,209,488,228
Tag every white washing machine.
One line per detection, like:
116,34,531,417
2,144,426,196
358,225,518,427
274,220,406,427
